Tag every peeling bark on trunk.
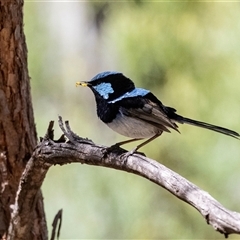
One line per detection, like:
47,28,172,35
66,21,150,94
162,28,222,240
0,0,47,239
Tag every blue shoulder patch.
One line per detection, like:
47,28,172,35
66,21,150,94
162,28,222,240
109,88,150,103
93,82,114,99
91,71,120,81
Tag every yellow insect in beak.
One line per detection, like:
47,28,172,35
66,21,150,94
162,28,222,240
76,82,89,87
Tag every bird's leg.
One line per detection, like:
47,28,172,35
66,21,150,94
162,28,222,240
102,138,142,156
106,133,162,158
112,138,143,147
127,132,162,156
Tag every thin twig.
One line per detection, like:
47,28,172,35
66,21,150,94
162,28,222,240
50,209,63,240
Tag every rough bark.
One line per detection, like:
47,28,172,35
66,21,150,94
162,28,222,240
0,0,47,239
8,118,240,239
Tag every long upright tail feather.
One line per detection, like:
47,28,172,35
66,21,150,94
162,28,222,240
174,115,240,140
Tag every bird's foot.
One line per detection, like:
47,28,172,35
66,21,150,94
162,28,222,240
120,147,146,160
102,144,146,161
109,143,122,150
102,143,125,157
120,150,134,159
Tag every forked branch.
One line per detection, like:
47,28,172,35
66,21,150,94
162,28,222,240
7,116,240,240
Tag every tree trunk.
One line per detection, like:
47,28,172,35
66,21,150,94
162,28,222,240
0,0,47,239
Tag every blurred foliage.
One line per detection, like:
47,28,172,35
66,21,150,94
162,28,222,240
24,2,240,239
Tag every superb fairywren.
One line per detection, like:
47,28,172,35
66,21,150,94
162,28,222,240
76,71,239,154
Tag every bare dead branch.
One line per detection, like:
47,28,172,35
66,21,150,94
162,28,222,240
7,117,240,239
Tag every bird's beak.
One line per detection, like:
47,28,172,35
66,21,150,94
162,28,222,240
76,81,89,87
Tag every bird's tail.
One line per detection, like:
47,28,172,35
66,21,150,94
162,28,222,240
174,115,240,140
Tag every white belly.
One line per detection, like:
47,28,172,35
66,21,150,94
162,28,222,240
107,113,160,138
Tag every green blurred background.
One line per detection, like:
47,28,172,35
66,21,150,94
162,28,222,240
24,1,240,239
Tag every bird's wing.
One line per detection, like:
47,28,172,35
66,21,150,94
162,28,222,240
119,99,179,133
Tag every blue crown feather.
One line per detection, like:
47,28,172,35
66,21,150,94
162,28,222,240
91,71,120,81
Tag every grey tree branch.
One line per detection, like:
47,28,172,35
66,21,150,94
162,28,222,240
7,116,240,239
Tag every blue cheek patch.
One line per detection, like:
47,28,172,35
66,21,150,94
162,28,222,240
93,82,114,99
109,88,150,103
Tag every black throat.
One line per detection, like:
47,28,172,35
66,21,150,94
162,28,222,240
94,94,119,123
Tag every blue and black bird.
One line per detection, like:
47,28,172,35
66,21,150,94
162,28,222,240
76,71,240,154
